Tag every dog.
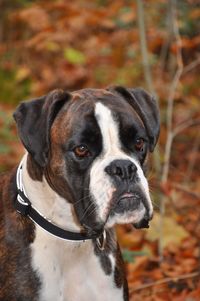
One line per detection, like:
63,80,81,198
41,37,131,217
0,86,159,301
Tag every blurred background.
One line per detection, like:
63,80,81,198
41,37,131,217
0,0,199,300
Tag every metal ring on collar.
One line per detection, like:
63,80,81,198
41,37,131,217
96,230,107,251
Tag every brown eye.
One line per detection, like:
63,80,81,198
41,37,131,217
74,145,90,158
135,138,144,151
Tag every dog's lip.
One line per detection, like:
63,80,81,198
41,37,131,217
110,192,141,215
118,192,135,201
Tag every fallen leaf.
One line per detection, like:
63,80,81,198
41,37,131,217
146,213,189,248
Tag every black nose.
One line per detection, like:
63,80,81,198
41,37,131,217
105,160,137,180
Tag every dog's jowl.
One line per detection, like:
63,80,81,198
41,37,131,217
0,87,159,301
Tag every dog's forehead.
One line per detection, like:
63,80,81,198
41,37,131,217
51,88,144,142
72,88,112,100
69,88,143,120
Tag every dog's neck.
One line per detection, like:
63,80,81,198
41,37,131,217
21,153,81,233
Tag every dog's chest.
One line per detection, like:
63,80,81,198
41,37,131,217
31,228,123,301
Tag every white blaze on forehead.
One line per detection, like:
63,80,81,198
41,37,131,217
95,102,120,154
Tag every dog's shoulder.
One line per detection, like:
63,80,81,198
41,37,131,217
0,168,41,301
0,167,36,242
0,168,17,217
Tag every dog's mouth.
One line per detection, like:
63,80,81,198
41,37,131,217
103,190,152,229
110,192,142,215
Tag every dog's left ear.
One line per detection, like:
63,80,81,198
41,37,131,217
13,89,71,167
110,86,160,151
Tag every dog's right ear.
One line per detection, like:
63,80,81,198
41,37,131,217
13,89,71,167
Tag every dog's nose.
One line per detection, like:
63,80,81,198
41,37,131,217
105,160,137,180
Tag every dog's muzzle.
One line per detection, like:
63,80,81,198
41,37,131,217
105,159,146,213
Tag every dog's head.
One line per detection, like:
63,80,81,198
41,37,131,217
14,87,159,234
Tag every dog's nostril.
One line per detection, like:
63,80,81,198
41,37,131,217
105,165,116,175
116,167,122,177
105,165,123,176
105,166,111,175
128,164,137,175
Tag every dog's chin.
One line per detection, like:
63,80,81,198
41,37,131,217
105,208,146,228
104,194,152,229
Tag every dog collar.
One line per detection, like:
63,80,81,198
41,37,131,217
14,160,106,247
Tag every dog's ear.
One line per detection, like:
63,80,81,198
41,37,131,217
13,89,71,167
109,86,160,152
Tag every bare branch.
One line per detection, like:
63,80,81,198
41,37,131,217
172,183,200,199
161,0,183,185
184,133,200,184
159,0,183,262
158,1,174,73
173,119,200,137
136,0,161,175
182,55,200,76
130,271,200,293
136,0,155,95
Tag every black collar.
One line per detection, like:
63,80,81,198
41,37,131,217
14,160,106,247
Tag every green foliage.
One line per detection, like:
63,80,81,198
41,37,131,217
122,249,146,263
0,110,16,156
0,144,11,155
114,6,136,29
64,48,86,65
94,65,110,85
178,1,200,36
0,68,31,105
0,111,14,141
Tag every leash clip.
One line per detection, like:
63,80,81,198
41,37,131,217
96,230,107,251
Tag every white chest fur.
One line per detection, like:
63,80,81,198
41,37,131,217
31,227,123,301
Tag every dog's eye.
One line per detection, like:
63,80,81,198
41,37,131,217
74,145,90,158
135,138,144,152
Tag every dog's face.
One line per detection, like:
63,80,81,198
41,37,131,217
14,87,159,235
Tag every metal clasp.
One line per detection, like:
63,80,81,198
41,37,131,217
15,191,31,216
96,230,107,251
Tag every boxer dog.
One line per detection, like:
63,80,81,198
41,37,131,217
0,86,159,301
